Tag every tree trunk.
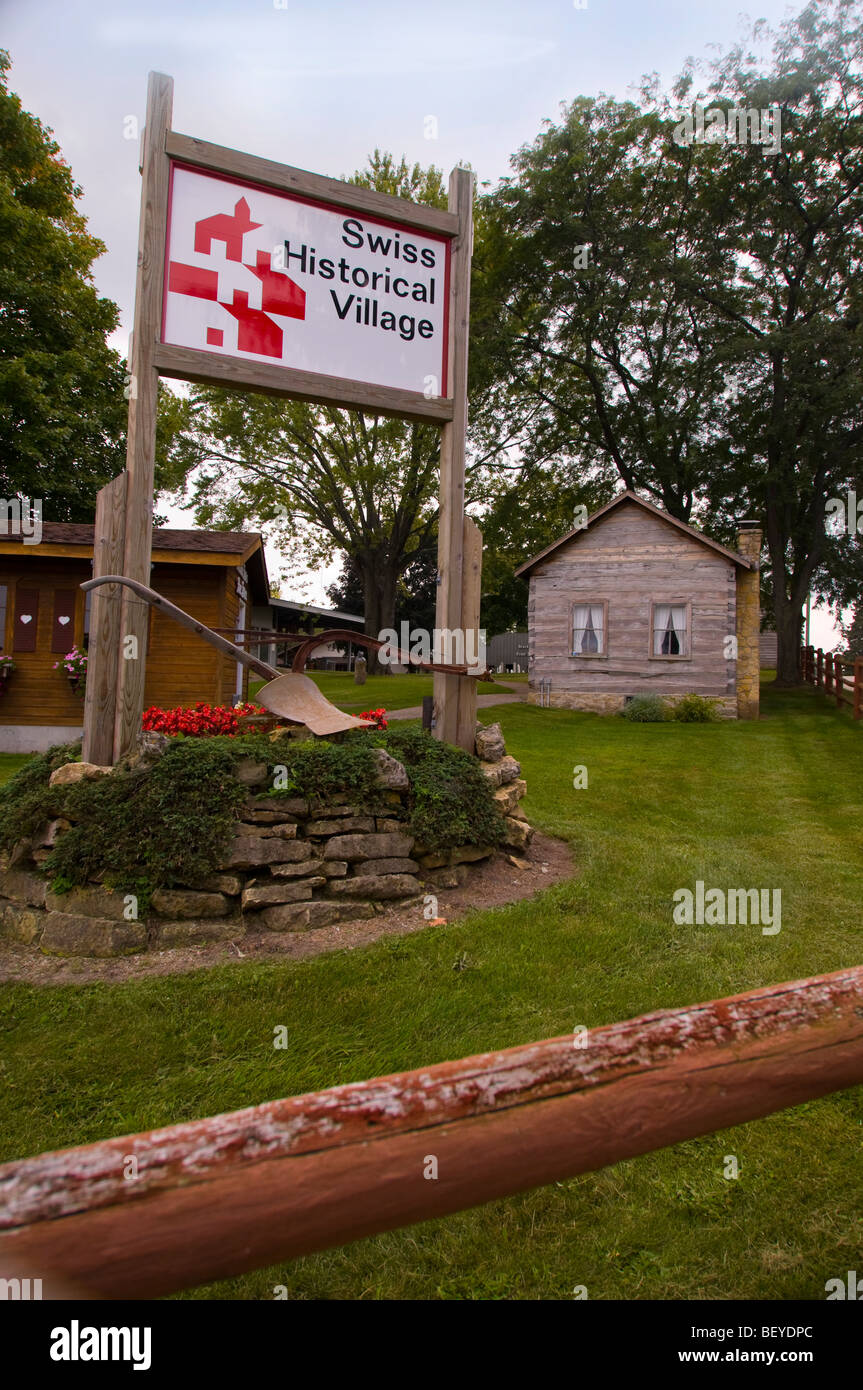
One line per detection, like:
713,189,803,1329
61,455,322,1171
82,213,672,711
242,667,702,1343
360,558,398,675
773,595,804,687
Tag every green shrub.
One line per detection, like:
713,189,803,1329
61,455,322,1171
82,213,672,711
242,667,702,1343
0,742,80,851
375,727,505,852
261,727,506,852
45,739,248,900
621,695,668,723
672,693,721,723
262,736,383,808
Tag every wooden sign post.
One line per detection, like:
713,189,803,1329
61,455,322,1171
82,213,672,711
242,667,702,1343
82,71,478,762
434,167,476,751
112,74,173,762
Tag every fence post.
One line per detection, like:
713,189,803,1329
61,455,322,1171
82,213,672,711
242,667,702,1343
816,648,824,688
835,654,844,709
855,659,862,720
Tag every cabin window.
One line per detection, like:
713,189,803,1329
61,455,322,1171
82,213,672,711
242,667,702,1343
651,603,689,658
571,602,607,657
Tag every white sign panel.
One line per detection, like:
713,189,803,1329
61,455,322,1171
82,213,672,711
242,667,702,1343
162,164,450,397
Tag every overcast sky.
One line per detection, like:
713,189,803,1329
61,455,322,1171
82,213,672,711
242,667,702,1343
2,0,839,642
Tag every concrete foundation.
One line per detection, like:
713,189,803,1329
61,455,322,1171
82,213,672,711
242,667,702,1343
0,726,83,754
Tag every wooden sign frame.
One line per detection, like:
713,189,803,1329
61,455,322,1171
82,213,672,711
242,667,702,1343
89,72,477,762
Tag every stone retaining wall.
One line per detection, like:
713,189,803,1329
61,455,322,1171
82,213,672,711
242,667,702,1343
0,725,532,957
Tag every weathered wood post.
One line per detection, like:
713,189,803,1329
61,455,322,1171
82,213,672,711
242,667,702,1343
81,475,126,765
112,72,173,762
434,166,475,752
855,659,862,720
457,514,482,743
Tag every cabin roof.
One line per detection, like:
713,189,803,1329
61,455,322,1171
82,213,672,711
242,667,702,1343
0,524,270,603
266,597,365,626
514,491,755,577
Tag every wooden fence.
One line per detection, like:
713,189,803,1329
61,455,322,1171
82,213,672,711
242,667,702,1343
800,645,863,719
1,966,863,1299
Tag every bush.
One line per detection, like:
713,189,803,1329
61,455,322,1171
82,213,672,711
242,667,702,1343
0,741,81,850
265,736,384,808
46,739,248,901
672,693,720,723
376,727,505,852
621,695,668,723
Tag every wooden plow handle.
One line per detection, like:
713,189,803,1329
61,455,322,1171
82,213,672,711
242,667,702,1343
81,576,280,682
82,578,491,681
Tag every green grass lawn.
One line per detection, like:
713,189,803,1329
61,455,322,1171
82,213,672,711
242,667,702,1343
1,681,861,1300
247,669,517,711
0,755,35,786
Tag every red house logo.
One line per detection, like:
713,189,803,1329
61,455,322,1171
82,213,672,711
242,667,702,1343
168,196,305,358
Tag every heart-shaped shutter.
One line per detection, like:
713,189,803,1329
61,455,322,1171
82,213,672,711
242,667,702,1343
52,590,76,652
14,588,38,652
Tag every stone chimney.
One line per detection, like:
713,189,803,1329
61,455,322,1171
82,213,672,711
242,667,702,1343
735,521,763,720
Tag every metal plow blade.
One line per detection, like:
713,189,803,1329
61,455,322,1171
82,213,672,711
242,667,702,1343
256,672,375,736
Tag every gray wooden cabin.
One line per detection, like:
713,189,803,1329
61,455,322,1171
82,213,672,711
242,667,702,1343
514,492,762,719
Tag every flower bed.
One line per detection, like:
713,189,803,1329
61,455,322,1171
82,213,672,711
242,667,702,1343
142,702,270,737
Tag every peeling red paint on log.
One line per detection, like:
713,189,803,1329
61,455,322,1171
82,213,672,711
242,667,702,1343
1,966,862,1251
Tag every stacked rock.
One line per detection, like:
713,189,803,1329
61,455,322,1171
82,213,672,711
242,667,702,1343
0,729,533,957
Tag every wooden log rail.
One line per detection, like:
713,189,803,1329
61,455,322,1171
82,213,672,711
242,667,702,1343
2,966,863,1299
800,645,862,719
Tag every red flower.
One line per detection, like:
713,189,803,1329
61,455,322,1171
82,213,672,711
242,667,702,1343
142,703,269,737
358,707,388,730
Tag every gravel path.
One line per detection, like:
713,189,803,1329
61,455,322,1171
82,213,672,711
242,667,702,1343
385,682,528,722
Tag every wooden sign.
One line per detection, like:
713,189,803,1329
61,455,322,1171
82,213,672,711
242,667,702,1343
163,164,450,401
91,72,477,762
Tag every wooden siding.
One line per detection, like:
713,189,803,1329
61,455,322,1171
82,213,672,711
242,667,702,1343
144,564,245,709
528,502,737,699
0,557,248,728
0,558,90,728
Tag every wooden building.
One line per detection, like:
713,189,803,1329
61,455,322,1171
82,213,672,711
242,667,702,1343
487,631,529,673
515,492,763,719
249,596,365,670
0,526,269,753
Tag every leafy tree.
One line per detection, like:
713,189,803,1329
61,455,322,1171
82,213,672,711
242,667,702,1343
0,50,126,518
474,1,863,685
473,96,734,524
676,1,863,683
841,600,863,657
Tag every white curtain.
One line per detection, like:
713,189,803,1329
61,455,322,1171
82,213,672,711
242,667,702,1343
572,604,604,654
653,604,686,656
